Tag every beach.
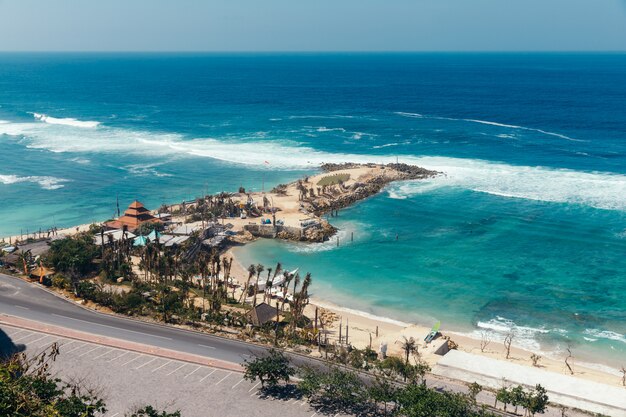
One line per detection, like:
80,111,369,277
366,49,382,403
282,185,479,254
224,247,624,388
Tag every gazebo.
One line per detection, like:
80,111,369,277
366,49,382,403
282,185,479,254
105,200,160,232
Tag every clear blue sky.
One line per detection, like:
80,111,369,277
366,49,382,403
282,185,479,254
1,0,625,52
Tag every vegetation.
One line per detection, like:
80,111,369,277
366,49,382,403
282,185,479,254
45,234,99,277
242,349,551,417
243,349,295,387
317,173,350,186
0,345,178,417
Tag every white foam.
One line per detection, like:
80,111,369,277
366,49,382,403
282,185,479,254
395,111,582,142
124,164,173,178
0,174,67,190
466,316,554,352
583,329,626,345
386,157,626,211
32,112,100,128
3,119,626,211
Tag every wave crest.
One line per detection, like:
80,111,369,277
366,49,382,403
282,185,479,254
32,112,100,128
0,174,68,190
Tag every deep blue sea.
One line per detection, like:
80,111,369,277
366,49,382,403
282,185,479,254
1,53,624,368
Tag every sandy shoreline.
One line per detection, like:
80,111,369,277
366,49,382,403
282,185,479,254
225,246,624,387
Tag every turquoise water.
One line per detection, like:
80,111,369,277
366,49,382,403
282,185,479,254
234,188,626,366
0,53,625,367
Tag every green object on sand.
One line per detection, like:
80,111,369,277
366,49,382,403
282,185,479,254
424,321,441,343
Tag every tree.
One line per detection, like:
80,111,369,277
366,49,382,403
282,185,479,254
468,382,482,405
238,264,256,304
127,406,181,417
399,336,417,366
504,332,514,359
530,353,541,367
525,385,549,416
0,345,106,417
509,385,526,415
564,347,574,375
495,387,510,411
243,349,295,388
369,374,399,416
45,234,99,278
253,264,264,307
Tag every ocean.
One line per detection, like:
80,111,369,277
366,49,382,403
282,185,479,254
0,53,624,368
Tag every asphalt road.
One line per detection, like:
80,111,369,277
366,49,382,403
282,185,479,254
0,273,273,365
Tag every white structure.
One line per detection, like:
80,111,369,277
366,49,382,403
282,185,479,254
433,350,626,417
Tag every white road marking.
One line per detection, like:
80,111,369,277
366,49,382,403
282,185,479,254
25,334,49,345
310,413,317,417
92,348,115,360
248,381,261,392
199,369,217,382
14,305,30,310
59,340,76,350
51,314,172,340
108,351,129,362
120,354,142,367
5,328,26,337
135,357,158,370
151,360,172,373
64,343,86,355
184,366,201,379
215,372,232,385
198,343,215,350
33,338,59,350
110,413,120,417
231,378,245,389
12,332,35,342
77,346,101,358
166,363,187,376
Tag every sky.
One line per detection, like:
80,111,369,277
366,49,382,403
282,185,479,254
0,0,625,52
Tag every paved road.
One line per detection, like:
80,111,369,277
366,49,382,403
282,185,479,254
2,323,335,417
0,273,271,365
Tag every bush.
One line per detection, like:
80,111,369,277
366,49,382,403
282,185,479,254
51,275,70,290
243,349,295,388
45,235,98,277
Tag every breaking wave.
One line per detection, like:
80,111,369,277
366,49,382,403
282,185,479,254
2,118,626,211
386,157,626,211
583,329,626,345
32,113,100,128
0,174,67,190
395,112,582,142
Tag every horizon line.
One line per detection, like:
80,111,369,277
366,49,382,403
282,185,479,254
1,50,626,54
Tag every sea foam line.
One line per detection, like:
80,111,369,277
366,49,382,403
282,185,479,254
0,174,68,190
32,112,100,128
395,111,583,142
3,118,626,211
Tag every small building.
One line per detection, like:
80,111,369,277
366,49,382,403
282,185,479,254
94,229,137,246
246,302,278,327
105,201,161,232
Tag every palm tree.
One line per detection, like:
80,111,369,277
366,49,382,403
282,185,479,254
238,264,256,304
399,336,417,366
253,264,264,307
